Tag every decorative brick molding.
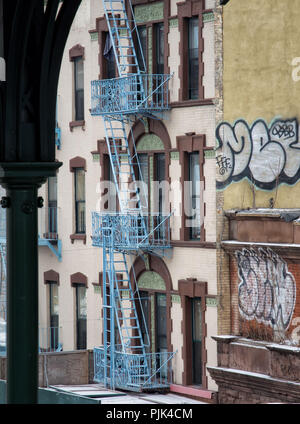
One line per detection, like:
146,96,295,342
44,269,60,285
70,272,88,287
69,120,85,132
69,44,85,61
178,278,208,388
70,234,86,244
69,156,86,172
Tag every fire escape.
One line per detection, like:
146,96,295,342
91,0,176,391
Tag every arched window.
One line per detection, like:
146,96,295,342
129,118,171,221
130,254,173,355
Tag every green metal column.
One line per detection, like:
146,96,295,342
0,162,61,404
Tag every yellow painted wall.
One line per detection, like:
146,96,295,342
222,0,300,209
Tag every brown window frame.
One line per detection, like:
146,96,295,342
178,0,205,104
69,157,87,244
69,44,85,131
179,278,208,388
176,133,206,243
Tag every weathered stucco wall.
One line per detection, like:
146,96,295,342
220,0,300,209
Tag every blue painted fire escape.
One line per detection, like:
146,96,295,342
91,0,175,391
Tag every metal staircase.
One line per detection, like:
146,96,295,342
92,0,175,391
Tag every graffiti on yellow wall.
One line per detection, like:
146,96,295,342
216,118,300,190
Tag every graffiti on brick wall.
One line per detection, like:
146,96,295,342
236,248,296,331
216,118,300,190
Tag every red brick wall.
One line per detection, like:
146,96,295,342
230,252,300,343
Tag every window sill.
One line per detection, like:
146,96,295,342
69,120,85,132
170,98,214,108
171,240,216,249
70,233,86,244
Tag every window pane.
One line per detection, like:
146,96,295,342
49,283,59,350
76,285,87,350
77,286,87,319
155,153,165,220
76,202,86,233
137,26,147,71
104,33,116,79
188,17,199,100
74,57,84,120
75,169,85,201
48,177,57,203
192,298,202,385
75,58,84,90
75,169,86,233
137,153,148,185
50,283,59,318
155,23,164,74
189,152,201,240
155,293,167,351
139,290,150,350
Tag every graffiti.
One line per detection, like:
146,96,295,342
216,154,232,175
236,248,296,331
216,118,300,190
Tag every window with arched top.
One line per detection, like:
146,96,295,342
130,254,173,356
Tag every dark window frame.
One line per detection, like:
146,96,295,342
73,56,85,122
69,157,87,242
69,44,85,130
74,167,86,235
178,0,205,103
178,278,207,388
49,282,59,351
75,284,87,350
177,133,206,243
48,176,57,235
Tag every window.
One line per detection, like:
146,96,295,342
154,23,164,75
76,285,87,350
49,283,59,351
136,25,147,72
179,278,207,387
74,168,86,234
178,0,204,102
136,151,166,217
103,32,116,79
187,17,199,100
155,293,167,354
74,56,84,121
177,133,207,243
103,154,116,212
136,272,167,355
48,176,57,234
139,290,150,352
192,297,202,384
188,152,201,240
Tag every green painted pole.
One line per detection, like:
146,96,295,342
0,162,61,404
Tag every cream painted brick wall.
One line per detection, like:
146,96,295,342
165,248,217,293
170,0,179,17
171,302,184,383
203,21,215,99
166,106,216,148
206,306,218,390
206,0,216,10
168,26,180,103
